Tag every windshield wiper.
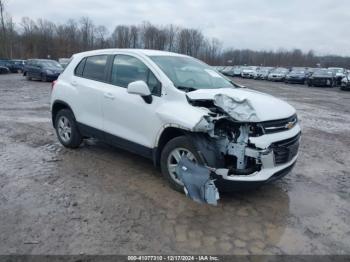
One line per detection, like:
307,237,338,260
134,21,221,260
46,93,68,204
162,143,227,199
176,86,197,92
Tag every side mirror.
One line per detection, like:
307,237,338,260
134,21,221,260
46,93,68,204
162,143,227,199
127,80,152,104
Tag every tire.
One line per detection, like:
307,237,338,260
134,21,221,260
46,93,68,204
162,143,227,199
41,74,47,82
26,74,31,81
160,136,204,193
55,109,82,148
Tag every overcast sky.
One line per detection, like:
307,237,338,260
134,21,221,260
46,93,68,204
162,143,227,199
5,0,350,56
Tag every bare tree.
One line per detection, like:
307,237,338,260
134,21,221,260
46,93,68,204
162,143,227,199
0,7,349,67
95,25,108,49
80,17,95,51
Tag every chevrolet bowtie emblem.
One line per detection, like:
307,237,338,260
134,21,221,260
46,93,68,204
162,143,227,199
286,121,295,129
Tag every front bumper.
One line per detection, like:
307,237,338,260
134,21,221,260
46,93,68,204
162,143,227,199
341,82,350,90
46,73,60,81
269,76,285,81
310,78,333,86
214,124,301,183
285,77,305,84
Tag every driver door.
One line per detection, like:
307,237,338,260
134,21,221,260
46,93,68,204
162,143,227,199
101,54,163,152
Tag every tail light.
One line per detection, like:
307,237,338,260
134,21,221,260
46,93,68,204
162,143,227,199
51,80,57,90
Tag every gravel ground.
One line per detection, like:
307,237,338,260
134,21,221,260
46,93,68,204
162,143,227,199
0,74,349,255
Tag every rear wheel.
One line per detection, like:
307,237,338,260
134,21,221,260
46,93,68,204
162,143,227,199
160,136,204,192
55,109,82,148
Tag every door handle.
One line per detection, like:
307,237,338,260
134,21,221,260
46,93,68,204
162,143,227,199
104,93,115,100
71,81,78,86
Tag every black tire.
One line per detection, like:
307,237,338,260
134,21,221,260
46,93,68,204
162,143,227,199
55,109,82,148
26,74,31,81
160,136,204,193
41,74,47,82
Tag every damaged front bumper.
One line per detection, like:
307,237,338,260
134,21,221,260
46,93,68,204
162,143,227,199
181,123,301,186
176,126,300,205
214,124,301,182
182,91,301,198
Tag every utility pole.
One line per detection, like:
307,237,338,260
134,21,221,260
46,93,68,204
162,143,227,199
0,0,8,58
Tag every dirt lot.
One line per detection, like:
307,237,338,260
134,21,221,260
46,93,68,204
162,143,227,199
0,74,349,255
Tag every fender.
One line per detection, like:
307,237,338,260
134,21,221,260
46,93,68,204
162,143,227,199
51,100,75,127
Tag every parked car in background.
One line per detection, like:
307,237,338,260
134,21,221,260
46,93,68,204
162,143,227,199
7,59,26,73
340,73,350,90
0,65,10,74
221,66,234,76
268,68,289,81
232,66,242,77
254,67,273,80
328,67,347,86
218,66,228,73
58,58,71,68
0,59,11,71
285,69,307,84
307,69,336,87
241,66,257,78
24,59,63,82
305,68,318,78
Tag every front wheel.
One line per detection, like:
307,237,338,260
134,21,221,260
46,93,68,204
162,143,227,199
160,136,204,192
41,74,47,82
55,109,82,148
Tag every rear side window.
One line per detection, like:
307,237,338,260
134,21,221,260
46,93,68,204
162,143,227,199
74,58,86,76
78,55,108,81
111,55,161,96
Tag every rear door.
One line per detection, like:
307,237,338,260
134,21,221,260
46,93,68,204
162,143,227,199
72,55,109,133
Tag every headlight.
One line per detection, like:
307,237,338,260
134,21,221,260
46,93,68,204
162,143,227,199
46,69,54,74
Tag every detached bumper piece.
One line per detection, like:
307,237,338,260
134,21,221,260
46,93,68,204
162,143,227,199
176,157,220,206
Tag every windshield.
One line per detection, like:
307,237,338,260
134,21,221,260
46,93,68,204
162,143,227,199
314,69,333,76
329,68,343,73
273,68,288,74
150,56,234,91
258,68,269,73
40,60,62,68
290,70,305,74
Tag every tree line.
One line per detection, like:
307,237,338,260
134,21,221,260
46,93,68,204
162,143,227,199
0,0,349,68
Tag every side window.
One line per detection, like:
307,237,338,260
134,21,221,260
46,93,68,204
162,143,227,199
82,55,108,81
74,58,86,76
111,55,161,96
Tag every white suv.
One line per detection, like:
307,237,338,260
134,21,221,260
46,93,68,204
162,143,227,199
51,49,301,192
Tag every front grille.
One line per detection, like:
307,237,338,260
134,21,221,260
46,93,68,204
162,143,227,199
260,114,298,134
272,133,301,165
313,78,331,85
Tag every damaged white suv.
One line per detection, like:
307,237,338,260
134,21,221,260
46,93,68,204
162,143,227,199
51,49,301,193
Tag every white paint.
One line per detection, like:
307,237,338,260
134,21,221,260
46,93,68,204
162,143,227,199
51,49,300,183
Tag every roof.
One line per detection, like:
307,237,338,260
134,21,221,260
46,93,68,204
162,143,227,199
74,48,187,58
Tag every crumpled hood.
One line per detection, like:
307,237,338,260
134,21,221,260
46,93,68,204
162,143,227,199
186,88,296,122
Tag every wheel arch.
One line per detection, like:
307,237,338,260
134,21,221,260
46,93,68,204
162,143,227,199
153,126,188,167
51,100,75,127
153,126,225,168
